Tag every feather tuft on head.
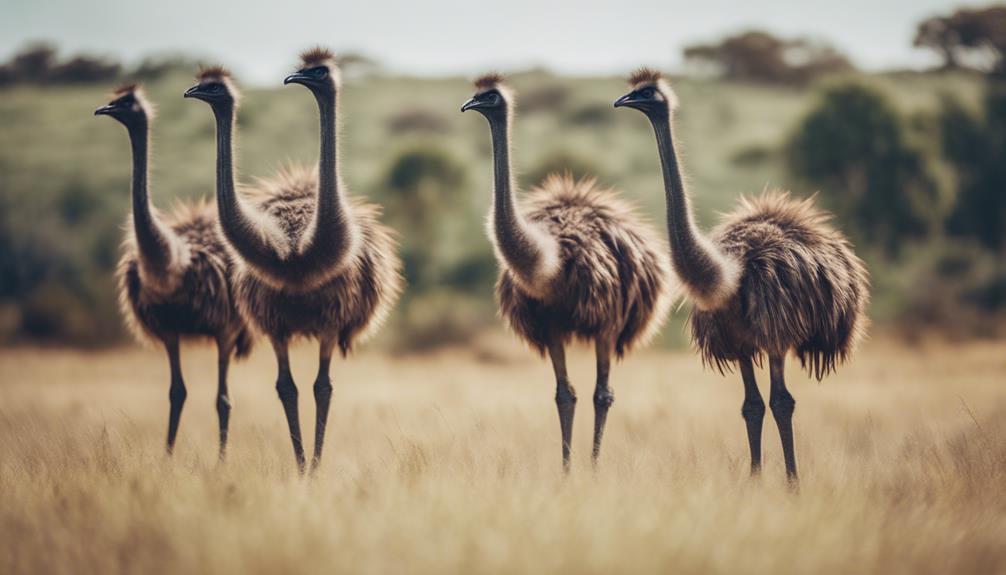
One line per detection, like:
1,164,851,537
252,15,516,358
113,82,140,96
474,71,505,89
196,65,231,81
628,67,662,86
300,47,336,67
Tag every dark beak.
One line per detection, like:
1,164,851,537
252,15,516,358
183,85,201,99
613,93,635,108
460,97,479,112
94,104,115,116
284,72,309,86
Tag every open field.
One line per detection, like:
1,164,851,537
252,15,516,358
1,337,1004,574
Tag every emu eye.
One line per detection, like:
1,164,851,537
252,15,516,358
640,87,656,99
207,83,223,92
311,67,328,79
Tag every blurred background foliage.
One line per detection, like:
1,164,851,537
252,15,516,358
1,4,1005,349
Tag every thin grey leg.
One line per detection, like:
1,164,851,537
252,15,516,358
548,339,576,472
272,338,306,474
591,338,614,468
215,336,234,461
165,336,186,455
769,354,798,484
739,357,765,475
310,336,336,473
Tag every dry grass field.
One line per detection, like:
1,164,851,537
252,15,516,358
1,336,1004,574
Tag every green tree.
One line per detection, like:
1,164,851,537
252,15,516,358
787,84,940,253
940,82,1006,250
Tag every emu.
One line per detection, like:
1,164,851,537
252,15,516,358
185,55,402,474
615,68,870,483
95,84,253,459
462,73,673,471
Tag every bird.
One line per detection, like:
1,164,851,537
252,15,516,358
94,84,253,459
461,73,673,471
184,54,403,474
615,68,870,483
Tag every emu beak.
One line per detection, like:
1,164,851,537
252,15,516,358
94,104,115,116
460,97,479,112
183,85,201,99
284,72,309,86
613,94,634,108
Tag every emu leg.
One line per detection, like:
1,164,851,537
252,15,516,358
769,354,798,484
272,338,306,474
591,338,614,468
548,339,576,472
165,337,187,455
215,336,234,461
310,336,336,473
739,357,765,475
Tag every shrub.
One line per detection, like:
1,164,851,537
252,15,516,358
786,83,941,254
524,151,604,187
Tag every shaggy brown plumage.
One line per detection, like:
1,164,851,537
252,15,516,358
119,200,253,357
497,174,672,359
463,77,673,470
188,58,402,473
235,167,402,355
618,72,871,482
97,85,252,460
690,192,869,379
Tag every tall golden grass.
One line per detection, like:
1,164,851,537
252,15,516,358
1,337,1004,574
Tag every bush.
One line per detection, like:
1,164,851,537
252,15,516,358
890,239,1006,339
565,103,614,127
940,82,1006,250
786,83,942,254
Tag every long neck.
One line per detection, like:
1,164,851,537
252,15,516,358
127,120,179,278
650,113,738,309
488,113,558,294
296,88,356,274
212,104,286,273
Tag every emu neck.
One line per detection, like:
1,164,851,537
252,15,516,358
126,120,175,275
650,114,734,305
488,114,557,293
212,104,284,274
296,88,356,275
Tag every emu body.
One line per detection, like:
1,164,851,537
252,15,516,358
463,74,673,470
617,69,869,483
186,53,402,474
96,85,252,459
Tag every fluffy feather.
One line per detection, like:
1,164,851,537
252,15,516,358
234,166,403,355
474,72,505,89
118,199,253,358
690,191,870,379
628,67,662,86
300,47,335,67
497,174,674,359
196,65,231,81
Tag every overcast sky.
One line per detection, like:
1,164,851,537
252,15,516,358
2,0,964,84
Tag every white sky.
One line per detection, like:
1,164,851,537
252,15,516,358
1,0,965,84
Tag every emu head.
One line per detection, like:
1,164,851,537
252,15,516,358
183,66,239,110
94,83,152,128
614,67,678,120
461,72,513,123
285,47,341,96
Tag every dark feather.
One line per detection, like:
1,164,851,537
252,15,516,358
474,72,505,89
496,174,673,359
